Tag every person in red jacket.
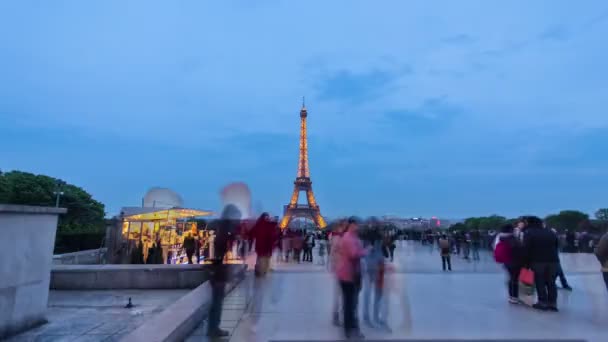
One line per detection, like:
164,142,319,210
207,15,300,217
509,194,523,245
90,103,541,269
249,212,278,276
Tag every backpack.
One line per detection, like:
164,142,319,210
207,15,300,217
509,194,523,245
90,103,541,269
494,240,512,264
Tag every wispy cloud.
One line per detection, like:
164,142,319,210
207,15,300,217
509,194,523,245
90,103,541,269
314,66,411,105
539,25,570,42
440,34,475,45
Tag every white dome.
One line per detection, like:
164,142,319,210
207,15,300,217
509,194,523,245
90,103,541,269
143,187,184,208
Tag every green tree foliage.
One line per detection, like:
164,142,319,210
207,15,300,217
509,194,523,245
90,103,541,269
544,210,589,232
595,208,608,221
460,215,506,231
450,222,467,231
0,171,105,234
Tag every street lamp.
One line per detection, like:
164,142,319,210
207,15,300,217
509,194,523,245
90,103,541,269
53,191,64,207
53,180,65,207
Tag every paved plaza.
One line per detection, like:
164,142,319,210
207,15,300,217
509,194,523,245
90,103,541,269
6,289,190,342
190,242,607,342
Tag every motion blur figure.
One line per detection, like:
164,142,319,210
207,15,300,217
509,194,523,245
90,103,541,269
207,204,241,337
336,218,367,340
330,220,347,326
247,212,279,332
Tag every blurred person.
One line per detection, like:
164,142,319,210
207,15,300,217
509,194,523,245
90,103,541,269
550,228,573,291
276,227,284,263
495,224,524,304
455,231,462,255
462,231,471,260
306,232,316,262
439,234,451,271
471,229,481,261
362,229,383,327
337,218,367,340
282,230,291,262
183,232,196,264
207,204,241,337
293,231,304,263
523,216,560,311
246,214,281,333
318,234,327,265
373,257,393,332
249,212,278,276
195,235,202,263
387,236,396,262
330,220,347,325
594,230,608,291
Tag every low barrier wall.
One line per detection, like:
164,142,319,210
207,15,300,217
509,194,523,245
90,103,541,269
122,265,246,342
50,264,210,290
53,248,107,265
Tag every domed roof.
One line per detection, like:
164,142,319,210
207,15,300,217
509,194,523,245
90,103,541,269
143,187,184,209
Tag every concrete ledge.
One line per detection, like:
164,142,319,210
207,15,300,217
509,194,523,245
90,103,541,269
53,248,107,265
51,264,210,290
122,265,246,342
0,204,67,214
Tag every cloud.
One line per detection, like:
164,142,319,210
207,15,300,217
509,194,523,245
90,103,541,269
313,66,411,105
539,25,570,42
440,34,475,45
381,96,461,129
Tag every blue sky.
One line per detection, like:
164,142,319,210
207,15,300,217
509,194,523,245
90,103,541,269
1,1,607,219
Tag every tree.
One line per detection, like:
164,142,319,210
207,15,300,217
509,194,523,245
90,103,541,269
450,223,467,231
462,215,506,231
0,171,105,234
595,208,608,221
478,215,507,231
544,210,589,232
0,169,10,203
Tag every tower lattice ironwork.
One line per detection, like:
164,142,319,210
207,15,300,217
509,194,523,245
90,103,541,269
279,103,327,229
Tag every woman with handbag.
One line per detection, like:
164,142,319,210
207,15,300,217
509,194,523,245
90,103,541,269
495,224,525,304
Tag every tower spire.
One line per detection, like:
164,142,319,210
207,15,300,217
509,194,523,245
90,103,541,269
279,101,327,229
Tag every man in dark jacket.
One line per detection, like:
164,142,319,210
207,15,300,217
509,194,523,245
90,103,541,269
595,231,608,292
207,204,241,337
183,233,196,264
523,216,560,311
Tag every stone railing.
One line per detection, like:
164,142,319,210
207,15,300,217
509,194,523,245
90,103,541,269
50,264,213,290
122,264,246,342
52,248,107,265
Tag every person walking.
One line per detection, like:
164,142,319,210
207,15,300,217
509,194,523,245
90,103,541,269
471,230,481,261
318,235,327,265
182,233,196,264
594,231,608,292
495,224,524,304
249,213,278,276
523,216,560,311
207,204,241,337
547,227,573,291
362,231,383,327
305,232,315,263
336,218,367,340
439,234,451,271
330,220,347,326
293,231,303,263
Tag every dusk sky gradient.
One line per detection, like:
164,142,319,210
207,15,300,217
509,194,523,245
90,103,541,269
1,1,607,219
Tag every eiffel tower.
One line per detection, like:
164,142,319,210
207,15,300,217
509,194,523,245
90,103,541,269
279,102,327,229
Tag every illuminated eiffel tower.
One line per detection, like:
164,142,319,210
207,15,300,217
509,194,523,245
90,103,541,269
279,101,327,229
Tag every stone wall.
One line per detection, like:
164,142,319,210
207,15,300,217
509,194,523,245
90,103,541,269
51,264,210,290
52,248,107,265
0,205,66,339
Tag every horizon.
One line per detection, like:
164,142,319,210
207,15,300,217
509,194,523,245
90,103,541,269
1,1,607,219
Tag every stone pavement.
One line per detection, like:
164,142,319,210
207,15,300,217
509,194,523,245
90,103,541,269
6,289,189,342
187,242,607,342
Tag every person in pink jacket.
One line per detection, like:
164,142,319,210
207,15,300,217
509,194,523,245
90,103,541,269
336,218,367,340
